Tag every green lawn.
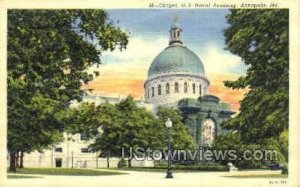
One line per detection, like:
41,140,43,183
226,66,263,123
110,166,226,173
224,174,288,178
8,168,126,176
7,174,43,179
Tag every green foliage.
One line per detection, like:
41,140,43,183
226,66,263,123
151,107,195,150
213,132,286,169
222,9,288,143
7,9,128,171
279,129,288,162
281,163,288,174
117,158,127,168
87,97,194,167
220,10,288,166
89,96,156,155
9,168,125,176
62,102,102,137
117,165,227,172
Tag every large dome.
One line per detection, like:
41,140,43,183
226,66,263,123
147,45,205,78
144,17,210,107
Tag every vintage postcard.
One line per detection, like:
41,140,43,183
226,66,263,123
0,0,299,187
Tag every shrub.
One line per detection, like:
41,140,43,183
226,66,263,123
281,164,288,174
117,158,127,168
141,164,228,171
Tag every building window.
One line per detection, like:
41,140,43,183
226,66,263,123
81,148,89,153
55,147,63,153
193,84,196,94
199,85,202,95
166,83,170,94
55,158,62,167
201,118,216,146
175,82,179,93
184,82,188,93
158,84,161,95
80,133,88,141
152,87,154,97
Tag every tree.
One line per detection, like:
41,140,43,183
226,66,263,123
88,102,122,168
88,97,195,168
222,10,288,143
115,96,157,167
7,10,128,172
213,132,285,169
63,102,102,137
151,107,195,150
213,10,288,169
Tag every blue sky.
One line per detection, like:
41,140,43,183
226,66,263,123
106,9,229,50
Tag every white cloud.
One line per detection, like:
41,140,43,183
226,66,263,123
87,36,168,78
198,45,244,74
102,36,168,64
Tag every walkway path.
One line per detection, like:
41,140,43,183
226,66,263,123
5,170,288,187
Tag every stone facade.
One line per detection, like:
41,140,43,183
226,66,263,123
178,95,234,146
144,72,209,107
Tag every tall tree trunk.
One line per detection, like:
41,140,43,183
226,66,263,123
9,152,16,172
106,151,110,168
128,158,132,168
20,151,24,168
15,152,19,168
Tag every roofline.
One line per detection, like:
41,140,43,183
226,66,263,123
144,72,210,88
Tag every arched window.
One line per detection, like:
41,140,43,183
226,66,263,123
158,84,161,95
199,85,202,95
193,84,196,94
177,30,180,37
166,83,170,94
201,119,216,146
184,82,188,93
152,87,154,97
175,82,179,93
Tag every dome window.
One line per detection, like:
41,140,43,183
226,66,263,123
184,82,187,93
193,84,196,94
199,85,202,95
166,83,170,94
184,82,188,93
152,87,155,97
175,82,179,93
158,85,162,95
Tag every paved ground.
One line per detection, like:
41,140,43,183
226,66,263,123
4,170,288,187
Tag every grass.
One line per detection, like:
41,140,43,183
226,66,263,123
224,174,288,178
7,174,43,179
8,168,127,176
111,166,227,173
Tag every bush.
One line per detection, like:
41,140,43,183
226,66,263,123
281,164,288,174
117,158,127,168
172,164,228,171
154,160,167,167
140,164,228,171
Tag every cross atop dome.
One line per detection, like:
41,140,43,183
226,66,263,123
169,15,183,45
